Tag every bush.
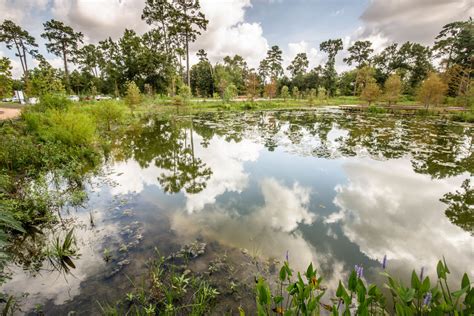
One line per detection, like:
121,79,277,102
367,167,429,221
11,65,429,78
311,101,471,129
24,109,96,147
124,81,141,113
92,100,126,131
36,94,72,112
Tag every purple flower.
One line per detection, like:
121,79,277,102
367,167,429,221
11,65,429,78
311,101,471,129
355,264,364,278
382,255,387,269
423,292,432,306
420,267,425,280
285,250,289,262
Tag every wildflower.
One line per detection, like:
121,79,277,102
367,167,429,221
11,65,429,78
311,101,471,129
420,267,424,280
355,265,364,278
423,292,432,307
310,276,319,288
382,255,387,269
285,250,289,262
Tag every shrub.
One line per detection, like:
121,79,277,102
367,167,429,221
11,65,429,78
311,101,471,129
361,81,381,106
280,85,289,101
417,73,448,109
179,85,192,104
384,74,402,105
25,109,96,147
92,100,126,132
36,94,72,112
124,81,141,113
223,84,237,102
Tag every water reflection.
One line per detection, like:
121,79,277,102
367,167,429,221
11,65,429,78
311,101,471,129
5,109,473,312
328,158,472,280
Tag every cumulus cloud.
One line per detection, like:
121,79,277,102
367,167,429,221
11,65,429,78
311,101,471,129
51,0,150,42
48,0,269,68
358,0,473,45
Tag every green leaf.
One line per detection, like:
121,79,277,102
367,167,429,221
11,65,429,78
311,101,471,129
411,270,421,289
461,273,470,290
336,281,348,298
279,266,287,282
421,276,431,293
442,256,450,274
437,260,446,279
348,270,357,291
274,295,284,304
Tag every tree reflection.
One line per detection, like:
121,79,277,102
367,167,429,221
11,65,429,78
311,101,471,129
118,117,212,194
440,179,473,234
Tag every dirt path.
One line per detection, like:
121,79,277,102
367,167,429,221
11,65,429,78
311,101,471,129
0,107,21,120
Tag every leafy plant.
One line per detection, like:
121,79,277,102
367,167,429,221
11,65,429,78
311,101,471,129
46,229,79,274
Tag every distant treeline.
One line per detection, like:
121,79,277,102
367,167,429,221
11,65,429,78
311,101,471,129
0,1,472,103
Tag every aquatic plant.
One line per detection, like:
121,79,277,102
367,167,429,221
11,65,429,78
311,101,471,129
254,258,473,315
46,229,79,274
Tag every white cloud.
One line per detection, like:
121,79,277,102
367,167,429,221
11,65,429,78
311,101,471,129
51,0,150,42
358,0,473,45
285,41,322,71
48,0,269,68
190,0,268,68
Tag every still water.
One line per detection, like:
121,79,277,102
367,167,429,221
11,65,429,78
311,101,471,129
4,109,473,313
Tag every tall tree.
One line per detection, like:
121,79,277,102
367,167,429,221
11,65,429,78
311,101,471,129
173,0,208,87
41,19,84,90
190,50,213,97
434,19,474,70
267,45,284,80
287,52,309,78
344,40,374,68
397,42,433,93
0,57,13,98
76,44,102,77
0,20,38,81
320,38,343,96
223,54,248,94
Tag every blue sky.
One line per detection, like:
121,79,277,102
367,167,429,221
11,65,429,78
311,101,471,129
1,0,472,78
246,0,368,46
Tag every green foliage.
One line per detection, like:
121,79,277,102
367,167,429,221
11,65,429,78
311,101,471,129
0,57,13,98
384,73,402,105
178,85,192,102
24,108,96,147
92,100,126,132
292,86,300,100
280,85,289,101
360,81,381,106
124,81,141,112
26,58,65,96
46,229,79,274
256,261,325,315
417,72,448,108
256,259,473,315
100,252,219,315
35,93,72,111
223,84,238,102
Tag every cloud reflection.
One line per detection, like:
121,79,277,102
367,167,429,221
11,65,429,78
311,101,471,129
328,158,473,279
184,135,262,213
171,177,317,271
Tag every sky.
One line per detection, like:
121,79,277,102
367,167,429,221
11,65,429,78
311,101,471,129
0,0,472,78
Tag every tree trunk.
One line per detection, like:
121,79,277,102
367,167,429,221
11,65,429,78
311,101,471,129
63,48,70,92
186,30,190,87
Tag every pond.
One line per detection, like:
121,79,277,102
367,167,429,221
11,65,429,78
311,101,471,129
4,108,473,314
